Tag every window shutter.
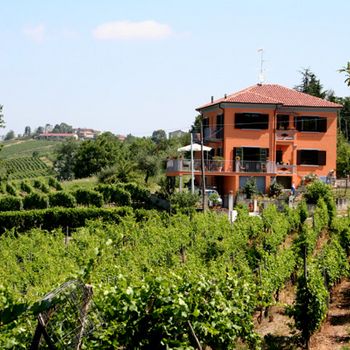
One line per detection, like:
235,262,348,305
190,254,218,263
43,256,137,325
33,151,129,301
319,118,327,132
297,150,301,165
318,151,326,165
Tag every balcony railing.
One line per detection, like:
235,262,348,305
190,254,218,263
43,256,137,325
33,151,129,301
276,129,297,141
166,159,296,174
204,127,223,141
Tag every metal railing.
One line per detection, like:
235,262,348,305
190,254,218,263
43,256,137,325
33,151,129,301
166,159,296,174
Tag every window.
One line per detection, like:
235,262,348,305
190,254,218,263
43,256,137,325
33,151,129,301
294,116,327,132
216,114,224,139
277,115,289,130
216,147,223,157
297,150,326,165
235,113,269,129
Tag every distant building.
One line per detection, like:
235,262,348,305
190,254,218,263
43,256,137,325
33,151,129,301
74,128,100,140
169,130,187,139
37,133,78,140
116,134,126,142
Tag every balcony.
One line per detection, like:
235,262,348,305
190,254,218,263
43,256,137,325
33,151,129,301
166,159,296,175
276,129,296,142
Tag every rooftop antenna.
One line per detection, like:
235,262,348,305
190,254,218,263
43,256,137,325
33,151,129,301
257,48,265,84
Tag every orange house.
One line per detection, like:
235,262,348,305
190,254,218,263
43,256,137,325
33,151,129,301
166,84,342,197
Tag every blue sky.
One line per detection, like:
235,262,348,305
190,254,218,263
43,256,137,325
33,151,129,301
1,0,349,137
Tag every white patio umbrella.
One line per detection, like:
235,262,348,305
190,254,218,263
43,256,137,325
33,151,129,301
177,143,212,152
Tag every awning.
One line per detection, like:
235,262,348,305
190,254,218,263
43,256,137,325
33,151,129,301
177,143,212,152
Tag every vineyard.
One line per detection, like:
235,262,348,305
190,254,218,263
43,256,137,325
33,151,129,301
0,186,349,349
0,139,58,159
2,157,52,179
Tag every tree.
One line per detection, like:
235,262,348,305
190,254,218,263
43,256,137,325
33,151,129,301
52,122,73,134
190,115,202,134
4,130,15,141
74,133,121,178
54,139,79,180
151,129,167,144
294,68,327,98
337,131,350,177
34,126,44,135
24,126,31,137
338,62,350,87
0,105,5,129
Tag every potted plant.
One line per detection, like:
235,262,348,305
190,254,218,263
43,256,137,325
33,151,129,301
212,156,224,171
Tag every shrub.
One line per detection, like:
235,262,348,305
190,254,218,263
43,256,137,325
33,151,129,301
170,191,199,215
33,179,42,189
123,182,151,203
269,182,284,197
0,196,22,211
23,192,49,210
20,181,33,194
304,180,336,226
96,184,132,206
48,176,63,190
243,178,258,199
111,187,132,206
6,183,17,196
74,189,104,207
49,191,76,208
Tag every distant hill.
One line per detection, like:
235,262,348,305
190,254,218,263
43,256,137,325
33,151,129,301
0,139,59,159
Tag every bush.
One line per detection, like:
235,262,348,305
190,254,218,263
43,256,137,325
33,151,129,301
96,184,132,206
123,182,151,203
33,179,43,189
20,181,33,194
304,180,336,226
48,176,63,190
6,183,17,196
269,182,284,197
243,178,258,199
74,189,104,207
49,191,76,208
0,196,22,211
23,192,49,210
170,191,199,215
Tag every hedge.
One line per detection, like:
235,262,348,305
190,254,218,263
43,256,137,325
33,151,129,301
0,196,22,211
0,207,133,234
73,189,104,207
23,192,49,210
49,191,77,208
96,184,131,206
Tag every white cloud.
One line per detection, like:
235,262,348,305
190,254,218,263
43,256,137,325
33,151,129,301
92,20,172,40
23,24,46,43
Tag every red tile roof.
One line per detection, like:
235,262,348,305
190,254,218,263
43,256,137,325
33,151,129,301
197,84,343,110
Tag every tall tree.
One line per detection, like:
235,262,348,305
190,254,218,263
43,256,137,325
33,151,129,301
294,68,327,98
339,62,350,87
24,126,31,137
54,139,79,180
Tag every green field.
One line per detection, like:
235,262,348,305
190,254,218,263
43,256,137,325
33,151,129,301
0,139,59,159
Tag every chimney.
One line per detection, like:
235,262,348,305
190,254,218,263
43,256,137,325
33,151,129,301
211,96,214,103
224,94,227,99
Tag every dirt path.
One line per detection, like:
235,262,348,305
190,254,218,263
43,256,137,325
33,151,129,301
256,279,350,349
310,279,350,350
